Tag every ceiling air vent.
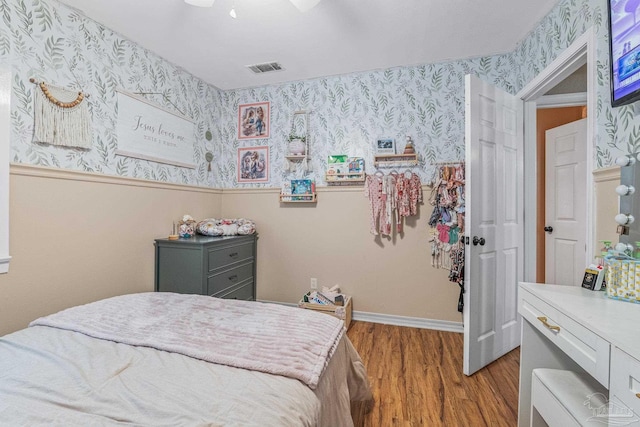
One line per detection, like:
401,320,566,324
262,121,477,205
246,62,284,74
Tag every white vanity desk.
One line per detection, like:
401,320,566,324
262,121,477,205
518,282,640,426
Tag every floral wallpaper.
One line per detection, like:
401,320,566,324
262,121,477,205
0,0,632,189
222,0,626,188
223,56,517,188
0,0,223,186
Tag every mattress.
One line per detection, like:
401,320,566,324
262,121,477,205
0,296,371,426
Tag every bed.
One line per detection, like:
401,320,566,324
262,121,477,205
0,292,372,426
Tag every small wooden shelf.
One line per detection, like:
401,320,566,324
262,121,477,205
325,172,365,185
279,193,317,203
374,153,418,167
285,154,309,161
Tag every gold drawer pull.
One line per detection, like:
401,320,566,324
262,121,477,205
636,393,640,399
537,316,560,332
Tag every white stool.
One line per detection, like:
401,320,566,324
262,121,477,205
531,368,609,426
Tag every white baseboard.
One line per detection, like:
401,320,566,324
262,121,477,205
258,300,463,333
351,311,463,333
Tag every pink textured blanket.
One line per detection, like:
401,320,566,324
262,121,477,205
29,292,345,389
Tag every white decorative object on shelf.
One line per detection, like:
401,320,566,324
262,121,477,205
284,110,311,172
288,138,306,156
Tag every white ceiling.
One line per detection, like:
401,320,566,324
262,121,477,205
57,0,560,91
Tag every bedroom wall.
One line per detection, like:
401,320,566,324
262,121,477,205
0,0,228,335
0,0,630,335
221,187,461,324
0,165,222,336
0,0,223,185
216,0,621,191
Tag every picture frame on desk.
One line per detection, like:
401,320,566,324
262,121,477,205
376,137,395,154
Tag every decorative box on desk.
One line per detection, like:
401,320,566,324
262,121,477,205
298,296,352,329
154,234,257,301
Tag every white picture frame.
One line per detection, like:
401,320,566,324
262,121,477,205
376,137,395,154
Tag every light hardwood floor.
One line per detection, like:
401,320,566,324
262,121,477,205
347,321,520,427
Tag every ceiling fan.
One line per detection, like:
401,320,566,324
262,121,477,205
184,0,322,13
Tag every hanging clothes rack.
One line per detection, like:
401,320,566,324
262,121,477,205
432,160,464,166
428,162,466,313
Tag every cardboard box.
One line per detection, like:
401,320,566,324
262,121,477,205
298,296,352,329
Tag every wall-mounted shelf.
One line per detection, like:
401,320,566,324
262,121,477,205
285,154,309,161
279,193,317,203
374,153,418,167
325,173,365,185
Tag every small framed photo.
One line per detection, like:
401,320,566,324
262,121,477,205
376,137,395,154
237,146,269,183
238,102,270,140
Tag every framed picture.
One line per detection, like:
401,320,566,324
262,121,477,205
238,102,270,140
237,146,269,183
376,137,395,154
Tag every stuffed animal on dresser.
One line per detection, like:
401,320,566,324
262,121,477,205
196,218,256,237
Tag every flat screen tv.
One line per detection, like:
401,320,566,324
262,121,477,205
609,0,640,107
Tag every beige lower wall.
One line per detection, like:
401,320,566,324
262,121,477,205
1,168,460,336
593,166,621,253
222,186,461,322
0,164,222,336
1,164,620,336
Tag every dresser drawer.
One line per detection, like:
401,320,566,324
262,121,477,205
207,262,253,295
212,280,254,301
207,241,253,271
611,348,640,417
519,290,610,387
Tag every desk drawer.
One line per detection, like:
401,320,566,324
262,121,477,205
207,262,253,295
519,290,610,387
207,241,253,271
611,348,640,417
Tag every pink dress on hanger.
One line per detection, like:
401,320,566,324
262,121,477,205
396,174,411,233
409,174,422,216
364,174,384,235
381,174,396,236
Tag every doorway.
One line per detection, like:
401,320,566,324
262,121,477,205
536,106,587,282
517,27,597,283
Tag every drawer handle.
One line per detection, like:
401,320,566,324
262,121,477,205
228,275,238,281
636,393,640,399
537,316,560,332
229,252,239,258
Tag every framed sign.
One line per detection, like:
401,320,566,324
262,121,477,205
238,102,270,140
237,146,269,183
116,89,196,169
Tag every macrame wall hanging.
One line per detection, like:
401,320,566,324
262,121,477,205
31,78,92,149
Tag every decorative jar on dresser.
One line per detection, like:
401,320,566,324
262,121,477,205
154,234,257,300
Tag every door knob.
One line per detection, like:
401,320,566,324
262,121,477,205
472,236,485,246
544,226,553,233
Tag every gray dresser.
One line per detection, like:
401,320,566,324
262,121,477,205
154,234,257,300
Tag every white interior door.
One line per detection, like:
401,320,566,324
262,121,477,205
464,74,524,376
545,118,587,286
